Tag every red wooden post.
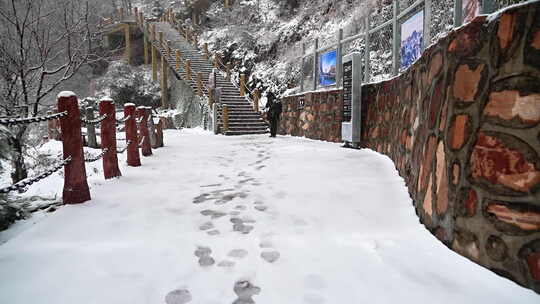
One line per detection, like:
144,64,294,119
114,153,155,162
57,91,90,204
156,118,164,147
99,98,122,179
124,103,141,167
137,106,152,156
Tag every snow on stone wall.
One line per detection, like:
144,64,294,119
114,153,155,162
279,1,540,293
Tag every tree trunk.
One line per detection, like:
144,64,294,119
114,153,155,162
9,127,28,184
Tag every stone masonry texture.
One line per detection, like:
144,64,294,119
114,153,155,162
279,2,540,293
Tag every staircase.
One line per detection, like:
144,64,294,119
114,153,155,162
150,22,268,136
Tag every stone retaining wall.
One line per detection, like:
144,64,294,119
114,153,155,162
280,2,540,293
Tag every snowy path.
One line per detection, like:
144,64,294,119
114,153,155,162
0,129,538,303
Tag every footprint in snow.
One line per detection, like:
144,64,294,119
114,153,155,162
165,289,192,304
260,251,280,263
233,280,261,304
228,249,248,259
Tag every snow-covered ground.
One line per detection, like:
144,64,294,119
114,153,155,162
0,129,538,303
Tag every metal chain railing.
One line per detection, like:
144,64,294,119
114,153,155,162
85,148,109,163
82,114,108,125
116,115,131,123
0,111,67,126
116,140,132,154
0,156,72,194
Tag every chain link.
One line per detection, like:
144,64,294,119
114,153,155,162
81,114,108,125
0,156,72,194
0,111,67,126
85,148,109,162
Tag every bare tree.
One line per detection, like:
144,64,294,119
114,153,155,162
0,0,97,183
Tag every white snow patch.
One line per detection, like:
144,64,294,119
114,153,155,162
57,91,76,98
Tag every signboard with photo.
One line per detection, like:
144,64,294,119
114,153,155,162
319,49,337,86
400,10,424,70
463,0,480,23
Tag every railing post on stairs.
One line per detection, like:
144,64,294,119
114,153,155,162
208,88,215,107
186,59,192,80
175,50,181,70
222,104,229,134
57,91,90,205
204,43,209,59
253,89,260,113
99,98,121,179
144,32,150,65
161,54,169,108
137,106,152,156
159,31,164,47
151,24,156,41
214,54,219,69
134,7,138,20
152,45,158,81
226,63,231,81
240,74,246,97
124,24,131,64
85,107,99,148
197,72,204,97
139,12,144,25
165,40,170,58
124,103,141,167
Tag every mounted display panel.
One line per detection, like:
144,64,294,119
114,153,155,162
400,9,424,70
341,52,362,146
463,0,480,23
319,49,337,87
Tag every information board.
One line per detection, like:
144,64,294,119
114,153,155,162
342,61,353,122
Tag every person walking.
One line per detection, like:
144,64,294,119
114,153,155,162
265,91,282,137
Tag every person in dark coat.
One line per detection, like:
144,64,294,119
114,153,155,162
265,91,282,137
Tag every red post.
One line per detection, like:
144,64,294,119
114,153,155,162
124,103,141,167
156,118,164,147
99,98,122,179
57,91,90,204
137,106,152,156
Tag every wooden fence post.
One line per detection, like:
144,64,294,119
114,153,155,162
99,98,121,179
57,91,90,205
222,105,229,134
197,72,203,96
208,88,215,107
137,106,152,156
186,59,192,79
253,89,260,113
161,55,169,108
204,43,209,59
124,24,131,64
226,63,231,81
85,107,99,148
148,111,159,149
159,31,164,46
152,45,158,81
143,34,150,65
124,103,141,167
156,119,164,147
175,50,181,70
214,54,219,68
240,74,246,97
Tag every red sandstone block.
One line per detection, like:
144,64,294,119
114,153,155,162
449,114,469,150
436,141,449,215
484,90,540,125
487,204,540,231
533,30,540,50
453,64,484,102
470,132,540,193
498,12,518,50
526,252,540,281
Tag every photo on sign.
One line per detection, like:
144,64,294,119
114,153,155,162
400,9,424,70
319,49,337,86
463,0,480,23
